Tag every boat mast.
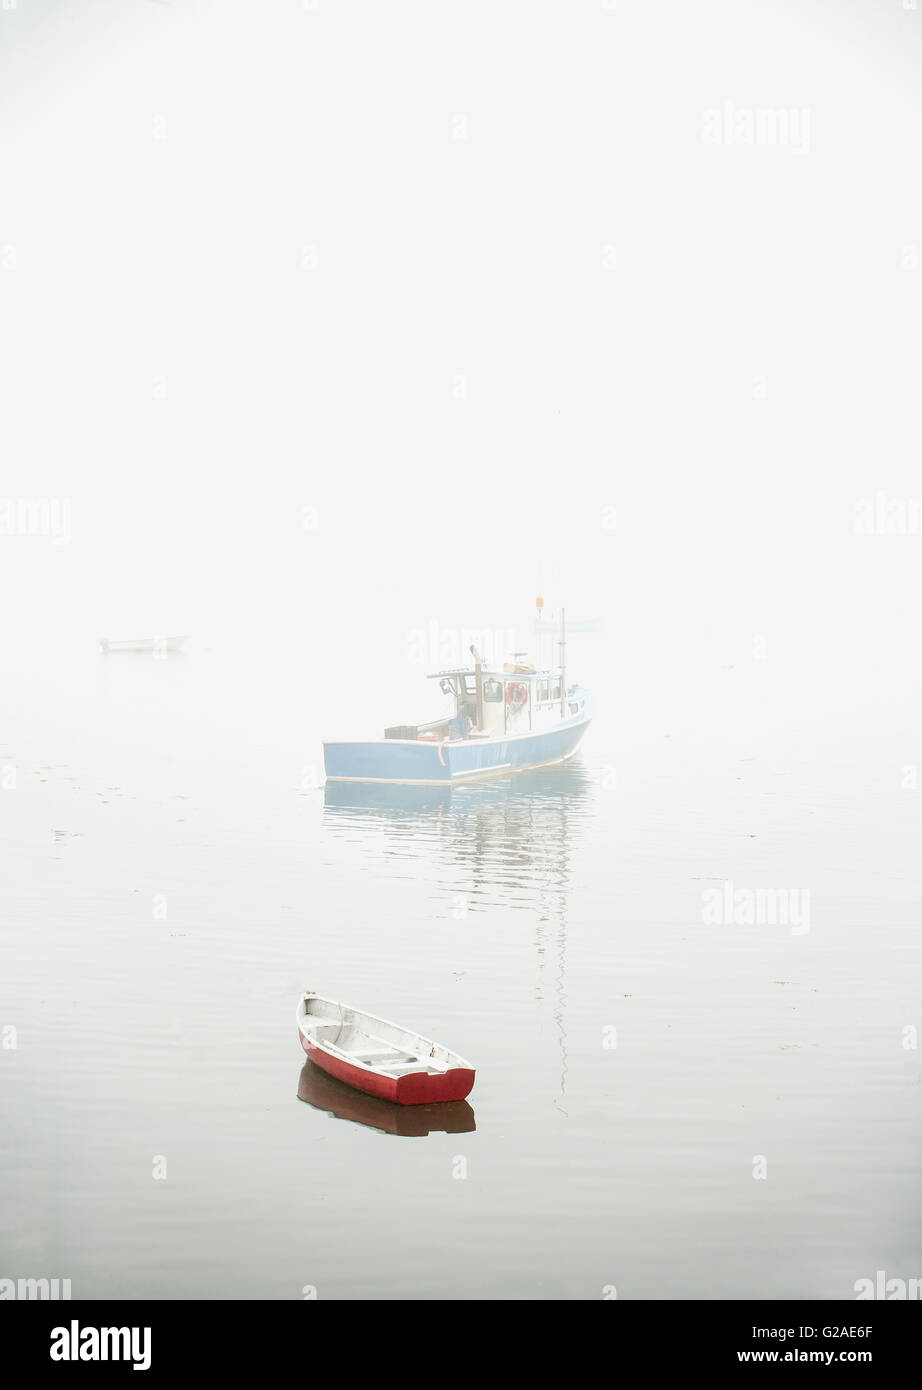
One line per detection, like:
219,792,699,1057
470,644,484,731
559,606,567,716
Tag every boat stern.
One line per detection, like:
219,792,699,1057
323,739,452,785
394,1066,476,1105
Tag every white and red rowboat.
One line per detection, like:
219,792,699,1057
296,992,475,1106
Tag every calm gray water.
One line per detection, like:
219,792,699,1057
1,635,920,1300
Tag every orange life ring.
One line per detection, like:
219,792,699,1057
505,682,528,710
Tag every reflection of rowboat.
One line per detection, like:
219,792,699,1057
297,1062,476,1136
99,635,189,655
296,992,475,1105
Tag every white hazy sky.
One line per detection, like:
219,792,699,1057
1,0,921,721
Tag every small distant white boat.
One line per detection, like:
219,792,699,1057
99,635,189,655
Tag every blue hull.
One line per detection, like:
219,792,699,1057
323,759,593,813
324,713,591,785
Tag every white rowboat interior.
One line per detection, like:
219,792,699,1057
298,994,473,1078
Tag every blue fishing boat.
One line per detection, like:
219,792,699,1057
323,608,591,785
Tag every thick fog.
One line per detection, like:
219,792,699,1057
2,0,920,739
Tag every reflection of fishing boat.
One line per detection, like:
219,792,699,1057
323,762,592,919
323,604,590,785
324,780,453,813
99,635,188,655
296,993,476,1105
297,1062,476,1136
322,760,587,1107
323,760,591,815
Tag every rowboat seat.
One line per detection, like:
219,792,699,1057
374,1057,452,1074
305,1014,457,1074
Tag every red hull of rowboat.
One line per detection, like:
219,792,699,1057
298,1061,476,1134
300,1032,476,1105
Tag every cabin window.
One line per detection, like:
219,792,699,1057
463,676,477,695
537,679,548,702
483,678,503,703
549,680,561,701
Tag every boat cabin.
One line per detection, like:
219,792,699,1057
384,661,585,743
